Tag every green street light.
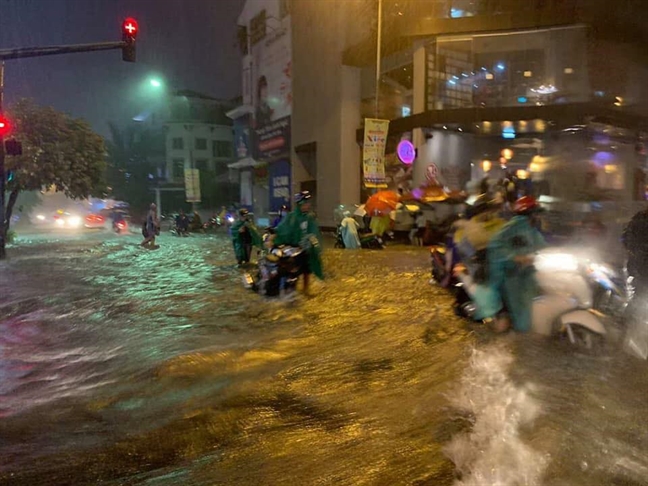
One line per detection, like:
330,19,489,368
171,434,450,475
150,78,162,88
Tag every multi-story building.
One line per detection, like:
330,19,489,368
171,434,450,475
152,91,236,212
231,0,648,226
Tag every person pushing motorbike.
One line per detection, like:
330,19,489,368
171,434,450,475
487,196,546,332
271,191,324,294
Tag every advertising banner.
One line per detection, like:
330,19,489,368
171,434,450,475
363,118,390,188
269,159,291,212
251,2,292,161
233,116,251,160
184,168,201,203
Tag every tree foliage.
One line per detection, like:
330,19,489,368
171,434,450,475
4,99,107,227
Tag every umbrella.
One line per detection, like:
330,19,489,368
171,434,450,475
365,190,400,216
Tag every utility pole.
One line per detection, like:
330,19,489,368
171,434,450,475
375,0,383,118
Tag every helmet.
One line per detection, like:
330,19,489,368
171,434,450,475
295,191,312,204
239,208,250,216
513,196,542,215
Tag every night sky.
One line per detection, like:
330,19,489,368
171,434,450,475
0,0,243,137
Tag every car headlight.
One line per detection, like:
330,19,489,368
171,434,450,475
68,216,82,227
36,214,46,221
55,219,65,226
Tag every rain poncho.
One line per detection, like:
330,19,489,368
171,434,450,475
231,219,262,263
370,215,391,237
274,209,324,279
340,216,361,249
488,215,546,332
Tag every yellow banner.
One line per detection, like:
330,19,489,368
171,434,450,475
362,118,390,188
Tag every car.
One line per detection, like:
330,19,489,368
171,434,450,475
84,213,106,229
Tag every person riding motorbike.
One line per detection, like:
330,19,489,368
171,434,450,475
487,196,546,332
271,191,324,293
175,210,190,236
622,205,648,358
231,208,261,266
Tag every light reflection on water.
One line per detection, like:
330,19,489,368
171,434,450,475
0,232,646,485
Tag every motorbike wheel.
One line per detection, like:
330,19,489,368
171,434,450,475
564,323,601,351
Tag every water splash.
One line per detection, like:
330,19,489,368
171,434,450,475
445,345,548,486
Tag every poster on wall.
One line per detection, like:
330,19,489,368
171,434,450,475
362,118,390,188
269,159,291,212
251,2,292,160
233,116,251,159
184,168,201,203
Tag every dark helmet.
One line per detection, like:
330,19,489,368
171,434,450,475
513,196,542,215
295,191,312,204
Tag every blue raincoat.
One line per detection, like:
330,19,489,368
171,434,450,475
340,216,361,249
488,215,546,332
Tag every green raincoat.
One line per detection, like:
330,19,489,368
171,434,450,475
274,209,324,279
488,215,546,332
231,219,262,262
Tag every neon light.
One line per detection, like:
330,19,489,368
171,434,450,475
397,140,416,165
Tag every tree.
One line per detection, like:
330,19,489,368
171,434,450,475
4,99,107,232
105,122,161,215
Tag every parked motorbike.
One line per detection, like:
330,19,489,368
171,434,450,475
455,249,607,349
243,245,304,298
334,225,384,249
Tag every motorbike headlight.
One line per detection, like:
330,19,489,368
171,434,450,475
535,252,579,272
55,218,65,226
36,214,46,221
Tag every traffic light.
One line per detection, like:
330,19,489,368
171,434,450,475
0,115,11,137
121,17,138,63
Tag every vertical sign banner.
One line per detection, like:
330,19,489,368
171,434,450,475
363,118,390,188
184,168,201,203
251,3,292,161
269,159,291,212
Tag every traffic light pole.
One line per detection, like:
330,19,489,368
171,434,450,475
0,26,136,259
0,41,128,61
0,61,6,259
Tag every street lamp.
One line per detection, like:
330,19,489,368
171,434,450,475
149,78,162,88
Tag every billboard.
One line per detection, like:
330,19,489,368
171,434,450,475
269,159,291,212
250,2,292,161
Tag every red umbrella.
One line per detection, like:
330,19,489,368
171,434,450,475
365,190,400,216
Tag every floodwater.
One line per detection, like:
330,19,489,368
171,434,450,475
0,231,646,486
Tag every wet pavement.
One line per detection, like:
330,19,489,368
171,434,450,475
0,230,647,486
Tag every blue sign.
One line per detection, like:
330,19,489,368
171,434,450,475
269,159,291,212
233,117,251,159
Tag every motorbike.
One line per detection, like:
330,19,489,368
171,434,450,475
334,225,384,249
243,245,304,298
454,249,607,349
113,219,128,234
202,216,222,232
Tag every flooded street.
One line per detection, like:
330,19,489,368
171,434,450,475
0,231,647,486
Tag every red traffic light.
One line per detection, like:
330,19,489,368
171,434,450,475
122,17,138,39
0,116,11,137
